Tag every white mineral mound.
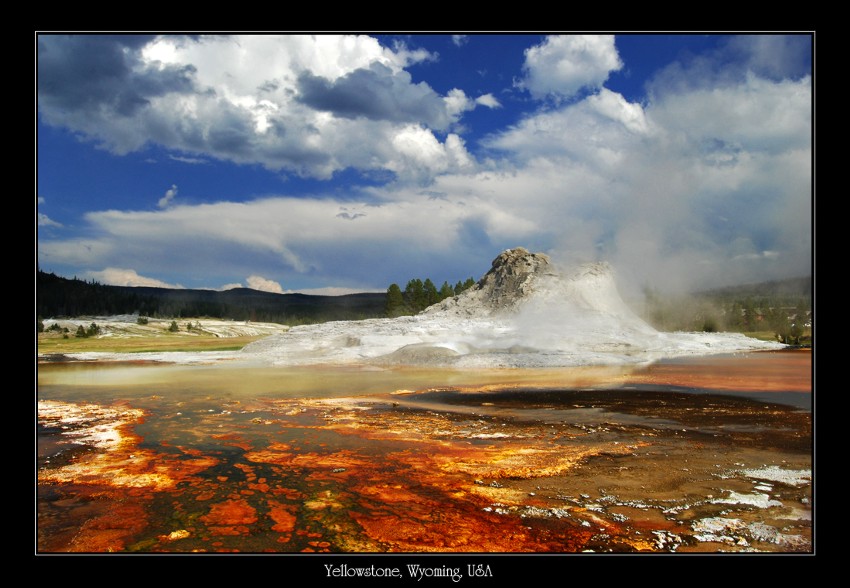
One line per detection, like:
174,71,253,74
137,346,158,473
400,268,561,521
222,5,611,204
242,248,784,368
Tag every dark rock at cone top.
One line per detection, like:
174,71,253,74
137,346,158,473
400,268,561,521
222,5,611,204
424,247,561,317
479,247,553,307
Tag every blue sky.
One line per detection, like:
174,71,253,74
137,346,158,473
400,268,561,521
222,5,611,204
36,34,812,296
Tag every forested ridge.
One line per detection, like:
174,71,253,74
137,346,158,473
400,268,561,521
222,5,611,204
36,270,386,325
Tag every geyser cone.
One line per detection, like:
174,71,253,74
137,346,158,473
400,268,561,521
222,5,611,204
241,248,784,367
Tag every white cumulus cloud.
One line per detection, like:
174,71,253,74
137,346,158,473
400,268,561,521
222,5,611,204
37,196,61,226
483,89,649,172
246,275,284,294
288,286,381,296
37,34,480,185
387,125,475,182
169,155,207,165
38,213,62,227
444,88,474,119
586,88,649,134
158,184,178,208
519,35,623,100
475,93,501,109
86,267,184,288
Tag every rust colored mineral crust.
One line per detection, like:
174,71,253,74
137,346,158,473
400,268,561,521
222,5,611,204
64,501,150,552
243,442,294,466
247,404,641,551
211,433,254,452
266,499,298,533
38,400,220,491
349,507,595,552
200,498,258,536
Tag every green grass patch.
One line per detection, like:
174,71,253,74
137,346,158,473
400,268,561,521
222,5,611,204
742,330,783,342
126,345,248,353
37,333,265,354
741,328,812,346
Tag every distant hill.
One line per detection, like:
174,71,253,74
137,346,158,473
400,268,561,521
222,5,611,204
36,271,386,325
697,276,812,302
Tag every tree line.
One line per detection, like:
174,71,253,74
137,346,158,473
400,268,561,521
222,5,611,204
37,271,161,317
385,277,477,317
36,270,386,325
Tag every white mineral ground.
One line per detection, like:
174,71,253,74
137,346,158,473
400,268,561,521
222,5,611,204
40,248,784,367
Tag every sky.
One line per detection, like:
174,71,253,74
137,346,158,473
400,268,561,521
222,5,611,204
36,33,813,297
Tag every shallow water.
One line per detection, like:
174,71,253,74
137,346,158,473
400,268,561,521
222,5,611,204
36,349,812,554
37,360,646,399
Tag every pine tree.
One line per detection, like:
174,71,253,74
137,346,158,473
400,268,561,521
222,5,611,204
439,281,455,301
385,283,405,317
423,279,438,307
404,279,425,313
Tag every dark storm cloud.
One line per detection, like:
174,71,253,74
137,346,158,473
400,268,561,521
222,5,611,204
296,62,451,130
205,104,257,156
37,35,197,118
